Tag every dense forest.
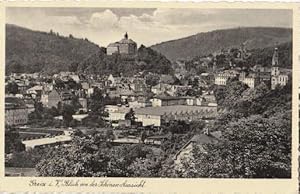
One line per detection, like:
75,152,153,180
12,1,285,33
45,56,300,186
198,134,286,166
151,27,292,61
6,24,173,76
6,24,102,74
246,41,292,68
78,45,173,76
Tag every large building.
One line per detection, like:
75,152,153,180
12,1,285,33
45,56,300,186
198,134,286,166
105,104,218,127
107,33,137,55
5,97,29,126
270,48,289,90
214,70,239,86
239,72,260,88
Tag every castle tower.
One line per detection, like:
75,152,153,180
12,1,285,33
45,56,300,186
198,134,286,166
271,47,279,76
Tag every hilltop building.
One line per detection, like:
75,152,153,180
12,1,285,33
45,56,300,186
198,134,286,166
270,48,289,90
107,32,137,56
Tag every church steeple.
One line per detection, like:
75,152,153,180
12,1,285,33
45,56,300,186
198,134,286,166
271,47,280,77
124,32,128,39
272,47,279,66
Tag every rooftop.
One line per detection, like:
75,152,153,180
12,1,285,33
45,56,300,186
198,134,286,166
22,135,72,148
135,105,217,116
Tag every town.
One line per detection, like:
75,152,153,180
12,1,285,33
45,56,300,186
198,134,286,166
5,31,292,178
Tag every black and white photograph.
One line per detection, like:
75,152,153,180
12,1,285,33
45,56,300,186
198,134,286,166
4,7,293,178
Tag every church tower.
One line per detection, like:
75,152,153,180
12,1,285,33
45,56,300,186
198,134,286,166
271,47,279,76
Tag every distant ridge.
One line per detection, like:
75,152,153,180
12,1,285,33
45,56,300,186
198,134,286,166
6,24,103,74
150,27,292,61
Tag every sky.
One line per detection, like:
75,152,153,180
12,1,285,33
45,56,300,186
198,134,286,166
6,8,292,47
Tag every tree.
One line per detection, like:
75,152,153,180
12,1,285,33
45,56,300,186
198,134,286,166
62,104,75,127
181,114,291,178
83,87,108,127
105,129,115,142
128,155,162,177
35,133,155,177
36,134,110,177
69,62,79,72
5,129,25,154
125,108,136,125
6,147,47,168
189,120,206,133
140,131,147,143
145,74,160,88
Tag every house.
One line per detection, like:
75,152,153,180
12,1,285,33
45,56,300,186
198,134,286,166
78,98,88,112
69,74,80,83
119,90,145,103
128,98,151,108
5,97,29,126
144,134,171,145
151,83,178,96
151,96,187,107
214,70,239,86
41,90,61,108
173,131,221,170
131,78,147,92
135,105,218,126
104,105,131,123
151,96,210,107
26,85,43,99
22,131,73,151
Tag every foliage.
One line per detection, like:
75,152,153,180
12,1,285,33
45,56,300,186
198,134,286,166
6,147,48,168
35,132,156,177
180,113,291,178
125,108,136,124
151,27,291,61
82,87,108,127
6,24,101,74
77,45,173,76
62,104,76,127
177,79,292,178
145,74,160,87
5,129,25,154
246,42,292,68
28,102,61,127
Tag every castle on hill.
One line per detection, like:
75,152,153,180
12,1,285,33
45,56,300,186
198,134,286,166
107,32,137,56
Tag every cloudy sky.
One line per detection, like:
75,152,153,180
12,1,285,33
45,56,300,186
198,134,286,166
6,8,292,47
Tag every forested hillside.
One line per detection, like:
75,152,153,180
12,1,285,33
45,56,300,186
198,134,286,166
6,24,173,76
6,24,102,74
151,27,292,61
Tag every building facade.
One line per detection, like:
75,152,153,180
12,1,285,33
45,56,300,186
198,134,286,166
107,33,137,55
5,106,29,126
270,48,289,90
214,71,238,86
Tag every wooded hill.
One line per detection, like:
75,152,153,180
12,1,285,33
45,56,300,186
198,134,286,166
5,24,173,76
6,24,102,74
151,27,292,61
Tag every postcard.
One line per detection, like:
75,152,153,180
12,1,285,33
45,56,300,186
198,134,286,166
0,1,299,194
